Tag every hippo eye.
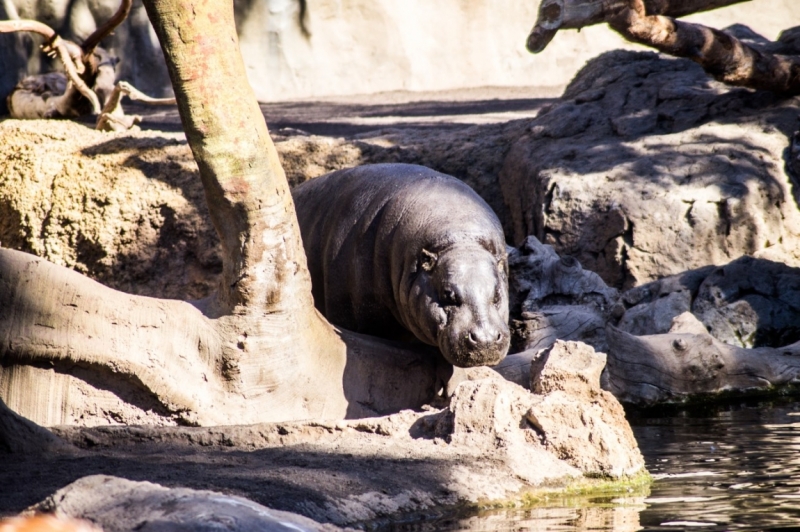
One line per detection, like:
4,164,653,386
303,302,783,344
442,289,458,306
420,249,438,272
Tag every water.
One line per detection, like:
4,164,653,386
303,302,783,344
392,398,800,531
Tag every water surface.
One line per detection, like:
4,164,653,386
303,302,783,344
391,397,800,531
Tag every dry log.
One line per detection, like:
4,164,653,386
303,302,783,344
507,236,616,353
606,312,800,405
527,0,749,52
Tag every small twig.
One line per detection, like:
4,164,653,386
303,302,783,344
96,81,174,131
81,0,133,54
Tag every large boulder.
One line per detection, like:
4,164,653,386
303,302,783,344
500,33,800,289
526,340,642,477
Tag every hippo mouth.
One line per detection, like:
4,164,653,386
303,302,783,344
438,323,510,368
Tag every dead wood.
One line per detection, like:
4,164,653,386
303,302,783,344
528,0,800,95
96,81,176,132
606,312,800,405
81,0,132,55
1,0,167,129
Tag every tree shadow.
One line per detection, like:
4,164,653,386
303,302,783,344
0,430,458,526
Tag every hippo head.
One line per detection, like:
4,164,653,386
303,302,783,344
407,244,510,367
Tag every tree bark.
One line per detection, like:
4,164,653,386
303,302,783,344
605,313,800,405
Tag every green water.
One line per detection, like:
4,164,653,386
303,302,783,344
392,398,800,531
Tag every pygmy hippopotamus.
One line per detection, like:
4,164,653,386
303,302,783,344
292,163,510,367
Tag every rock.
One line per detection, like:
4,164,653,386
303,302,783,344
499,44,800,289
22,373,644,524
439,377,581,484
507,235,617,354
606,313,800,405
0,121,220,301
530,339,606,398
27,475,340,532
614,256,800,349
526,341,643,477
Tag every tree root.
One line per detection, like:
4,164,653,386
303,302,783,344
0,248,447,426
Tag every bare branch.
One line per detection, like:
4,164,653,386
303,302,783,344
0,19,55,39
81,0,133,54
47,35,102,113
609,0,800,94
527,0,750,52
528,0,800,95
96,81,173,131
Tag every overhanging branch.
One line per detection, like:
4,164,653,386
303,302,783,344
527,0,800,95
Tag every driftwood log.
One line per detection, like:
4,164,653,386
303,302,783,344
495,236,617,386
606,312,800,405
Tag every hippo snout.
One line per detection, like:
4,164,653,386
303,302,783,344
441,319,510,368
467,327,506,350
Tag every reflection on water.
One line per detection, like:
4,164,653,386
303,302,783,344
390,398,800,531
633,398,800,531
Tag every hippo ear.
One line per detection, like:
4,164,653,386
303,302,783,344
498,258,508,277
420,249,438,272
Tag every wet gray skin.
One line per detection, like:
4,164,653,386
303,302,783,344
292,163,510,367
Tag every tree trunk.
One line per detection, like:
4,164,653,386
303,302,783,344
0,0,448,430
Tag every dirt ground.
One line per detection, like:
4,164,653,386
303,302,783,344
121,85,561,137
0,86,571,528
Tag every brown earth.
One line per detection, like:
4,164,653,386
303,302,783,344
0,87,556,302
